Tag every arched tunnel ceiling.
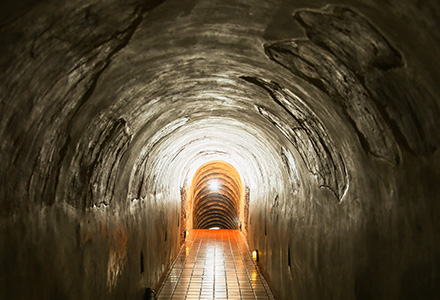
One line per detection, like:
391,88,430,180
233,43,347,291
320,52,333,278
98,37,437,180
0,0,438,216
191,161,243,229
1,0,440,299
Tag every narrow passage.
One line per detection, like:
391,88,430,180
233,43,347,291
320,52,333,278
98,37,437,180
157,229,275,299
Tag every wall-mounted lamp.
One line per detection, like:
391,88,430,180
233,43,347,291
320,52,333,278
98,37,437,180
237,221,242,230
144,287,156,300
252,250,259,263
185,231,189,239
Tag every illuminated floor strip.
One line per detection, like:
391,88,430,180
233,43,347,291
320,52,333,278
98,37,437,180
157,229,275,300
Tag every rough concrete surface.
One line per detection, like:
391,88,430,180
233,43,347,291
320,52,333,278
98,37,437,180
1,0,440,299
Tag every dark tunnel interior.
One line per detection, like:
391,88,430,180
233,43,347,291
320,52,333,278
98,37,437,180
1,0,440,299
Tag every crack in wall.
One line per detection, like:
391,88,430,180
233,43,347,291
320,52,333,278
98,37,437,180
264,5,440,163
264,7,402,164
242,76,347,201
0,0,165,214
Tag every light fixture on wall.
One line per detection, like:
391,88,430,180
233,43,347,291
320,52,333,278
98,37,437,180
252,250,259,263
185,231,189,239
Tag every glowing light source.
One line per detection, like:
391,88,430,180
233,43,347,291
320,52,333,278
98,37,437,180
252,250,259,263
208,180,220,191
185,231,189,239
251,269,258,281
209,227,220,230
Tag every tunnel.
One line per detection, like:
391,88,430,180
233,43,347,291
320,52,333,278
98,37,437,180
0,0,440,299
190,161,243,230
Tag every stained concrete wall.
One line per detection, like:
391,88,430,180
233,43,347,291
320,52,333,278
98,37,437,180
0,0,439,299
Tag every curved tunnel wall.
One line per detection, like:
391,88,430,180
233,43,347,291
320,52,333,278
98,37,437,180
1,0,440,299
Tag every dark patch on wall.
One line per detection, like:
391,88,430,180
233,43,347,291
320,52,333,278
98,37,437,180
164,227,167,242
67,117,131,208
140,250,144,274
264,6,403,164
365,70,440,155
241,76,347,200
129,117,188,201
270,195,279,217
265,212,267,236
294,6,403,74
264,5,439,160
133,154,150,201
281,147,300,192
399,260,440,300
355,264,377,300
143,288,157,300
270,194,280,226
0,0,163,215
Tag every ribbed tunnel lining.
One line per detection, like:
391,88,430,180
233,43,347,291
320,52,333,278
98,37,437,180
191,161,243,229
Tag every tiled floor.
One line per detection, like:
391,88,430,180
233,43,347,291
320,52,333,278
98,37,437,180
157,229,275,300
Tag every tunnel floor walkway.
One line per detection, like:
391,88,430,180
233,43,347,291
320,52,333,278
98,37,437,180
157,229,275,299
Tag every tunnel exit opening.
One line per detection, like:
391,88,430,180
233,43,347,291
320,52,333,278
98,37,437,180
180,160,248,244
191,161,243,229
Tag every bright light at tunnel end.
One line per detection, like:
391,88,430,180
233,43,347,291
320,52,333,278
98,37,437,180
209,180,221,191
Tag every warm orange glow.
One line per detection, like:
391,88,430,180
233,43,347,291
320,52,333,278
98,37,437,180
157,230,274,298
252,250,259,262
190,161,244,229
251,269,258,281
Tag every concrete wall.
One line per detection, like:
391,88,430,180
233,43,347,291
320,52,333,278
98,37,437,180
0,0,439,299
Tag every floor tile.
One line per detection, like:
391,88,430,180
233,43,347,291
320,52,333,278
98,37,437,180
156,229,274,300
